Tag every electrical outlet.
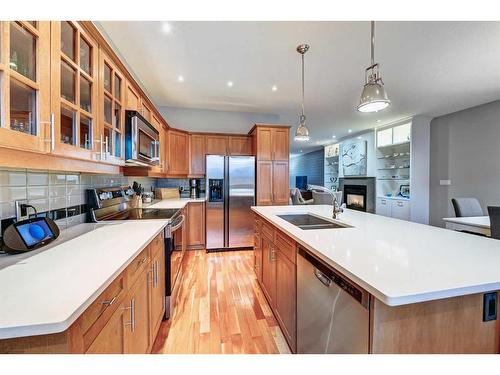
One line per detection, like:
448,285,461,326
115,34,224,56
483,292,498,321
439,179,451,186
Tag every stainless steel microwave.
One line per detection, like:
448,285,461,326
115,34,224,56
125,110,160,166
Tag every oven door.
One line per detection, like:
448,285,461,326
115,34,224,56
167,214,186,295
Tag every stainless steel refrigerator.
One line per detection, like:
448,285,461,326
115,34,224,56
206,155,255,251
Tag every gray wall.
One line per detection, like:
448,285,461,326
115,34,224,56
158,106,280,133
429,100,500,227
290,149,325,188
410,115,432,224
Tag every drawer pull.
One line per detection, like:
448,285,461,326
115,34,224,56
102,296,117,307
397,201,403,207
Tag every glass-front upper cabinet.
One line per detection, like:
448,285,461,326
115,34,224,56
99,49,125,163
0,21,51,152
50,21,98,160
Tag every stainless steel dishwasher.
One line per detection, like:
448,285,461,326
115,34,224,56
297,246,370,353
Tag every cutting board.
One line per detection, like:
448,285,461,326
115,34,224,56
155,188,180,200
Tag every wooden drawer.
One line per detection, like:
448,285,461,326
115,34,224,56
150,233,164,260
275,231,296,264
262,221,275,241
80,271,126,335
127,245,151,287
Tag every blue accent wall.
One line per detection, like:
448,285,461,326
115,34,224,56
290,149,325,188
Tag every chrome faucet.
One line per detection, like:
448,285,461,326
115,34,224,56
308,184,344,219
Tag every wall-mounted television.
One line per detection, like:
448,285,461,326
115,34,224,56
296,176,308,190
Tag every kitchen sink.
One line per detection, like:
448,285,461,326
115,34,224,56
277,214,352,230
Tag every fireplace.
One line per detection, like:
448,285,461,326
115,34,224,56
343,185,367,212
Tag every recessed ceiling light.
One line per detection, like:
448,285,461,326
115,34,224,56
272,85,278,92
177,75,184,82
332,135,336,139
376,119,381,123
348,129,352,133
227,81,233,87
300,150,303,153
357,136,362,140
161,22,172,34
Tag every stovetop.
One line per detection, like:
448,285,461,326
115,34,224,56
101,208,180,221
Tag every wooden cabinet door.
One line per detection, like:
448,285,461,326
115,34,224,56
272,161,289,205
256,128,272,161
125,270,151,354
272,128,289,161
206,135,228,155
168,130,189,175
0,22,52,154
189,134,206,175
50,21,101,161
275,250,296,352
228,136,252,155
261,233,276,307
149,251,165,344
254,232,263,282
256,161,273,206
141,101,151,122
187,202,205,248
126,82,140,111
86,299,128,354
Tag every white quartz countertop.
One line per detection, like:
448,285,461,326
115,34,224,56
251,205,500,306
0,221,168,339
147,197,206,210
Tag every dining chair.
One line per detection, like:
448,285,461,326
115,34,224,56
487,206,500,240
451,198,484,217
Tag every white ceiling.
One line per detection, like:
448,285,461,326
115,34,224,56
98,21,500,152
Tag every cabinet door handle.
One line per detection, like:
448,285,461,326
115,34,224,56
102,295,117,307
50,113,55,151
154,260,158,287
99,134,104,160
381,199,386,204
40,113,55,151
123,298,135,332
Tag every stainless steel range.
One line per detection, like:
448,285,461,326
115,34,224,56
87,186,186,319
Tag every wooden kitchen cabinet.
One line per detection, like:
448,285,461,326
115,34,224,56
126,269,151,354
0,21,52,154
50,21,101,161
252,125,289,161
251,125,290,206
206,135,228,155
189,134,206,176
167,129,189,175
253,216,263,282
187,202,206,249
149,234,165,343
254,215,297,353
86,298,128,354
261,230,276,307
126,81,141,112
256,161,273,205
272,161,290,205
275,247,296,351
228,136,252,155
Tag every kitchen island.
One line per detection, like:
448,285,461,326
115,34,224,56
251,205,500,353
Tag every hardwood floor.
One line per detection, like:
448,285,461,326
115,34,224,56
152,250,291,354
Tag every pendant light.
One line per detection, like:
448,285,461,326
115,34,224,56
357,21,391,113
294,44,310,141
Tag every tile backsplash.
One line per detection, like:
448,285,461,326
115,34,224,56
0,168,156,231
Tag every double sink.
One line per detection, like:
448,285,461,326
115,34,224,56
277,214,352,230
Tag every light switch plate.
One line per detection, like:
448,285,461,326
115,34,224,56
439,179,451,186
